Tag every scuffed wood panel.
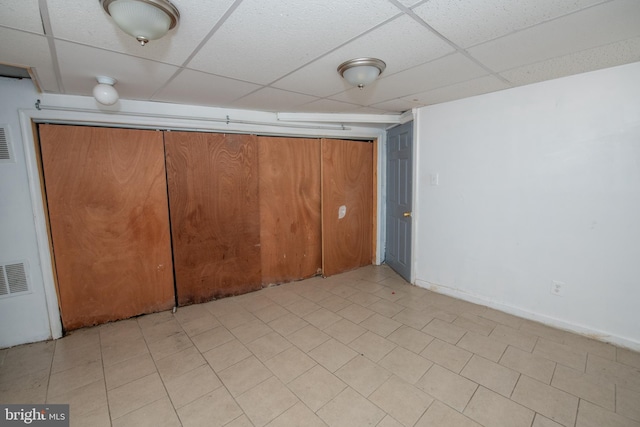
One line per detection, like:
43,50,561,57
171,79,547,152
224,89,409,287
39,124,175,330
165,132,261,304
322,138,373,276
258,137,321,284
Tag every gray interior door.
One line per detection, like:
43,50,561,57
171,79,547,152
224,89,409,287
385,121,413,282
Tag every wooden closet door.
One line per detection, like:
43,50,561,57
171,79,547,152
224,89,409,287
322,139,373,276
165,132,261,304
39,124,175,330
258,137,322,284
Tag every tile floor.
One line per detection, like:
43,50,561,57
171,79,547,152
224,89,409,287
1,265,639,427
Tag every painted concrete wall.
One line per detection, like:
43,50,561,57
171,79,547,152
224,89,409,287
414,61,640,350
0,77,52,347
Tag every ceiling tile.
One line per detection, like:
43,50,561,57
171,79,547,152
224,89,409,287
401,75,511,106
231,87,318,112
272,15,454,97
55,40,179,100
500,37,640,86
0,27,57,91
369,98,421,113
187,0,402,85
294,99,363,114
413,0,604,48
467,0,640,72
152,69,261,107
0,0,44,34
46,0,235,65
330,53,488,106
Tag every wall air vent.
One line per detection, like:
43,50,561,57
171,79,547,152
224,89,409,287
0,261,30,298
0,125,14,163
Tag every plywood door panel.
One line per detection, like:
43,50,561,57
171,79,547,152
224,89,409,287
322,138,373,276
39,124,175,330
165,132,261,304
258,136,322,284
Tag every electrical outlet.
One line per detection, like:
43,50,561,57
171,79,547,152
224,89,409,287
551,280,565,296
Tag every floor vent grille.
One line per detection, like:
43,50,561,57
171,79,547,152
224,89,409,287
0,125,14,162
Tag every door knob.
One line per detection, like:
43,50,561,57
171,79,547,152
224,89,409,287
403,212,411,217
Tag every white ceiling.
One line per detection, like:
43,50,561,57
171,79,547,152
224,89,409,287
1,0,639,115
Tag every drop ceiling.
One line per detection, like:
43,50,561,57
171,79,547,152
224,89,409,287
1,0,639,115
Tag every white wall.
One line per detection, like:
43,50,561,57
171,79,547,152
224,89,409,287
0,77,53,347
414,61,640,350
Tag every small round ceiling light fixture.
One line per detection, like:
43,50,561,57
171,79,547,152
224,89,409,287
337,58,386,89
93,76,119,105
101,0,180,46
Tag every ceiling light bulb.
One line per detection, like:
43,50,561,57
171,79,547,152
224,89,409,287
93,76,119,105
338,58,386,89
101,0,180,46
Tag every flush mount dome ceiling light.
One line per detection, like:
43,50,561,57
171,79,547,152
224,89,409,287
337,58,386,89
93,76,119,105
101,0,180,46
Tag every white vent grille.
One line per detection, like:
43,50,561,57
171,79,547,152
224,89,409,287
0,125,14,162
0,261,30,298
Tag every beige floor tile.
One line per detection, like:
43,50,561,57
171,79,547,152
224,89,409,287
246,331,292,361
1,341,54,383
309,338,358,372
175,309,220,338
551,364,615,411
378,346,432,384
422,319,466,344
318,295,353,312
0,369,49,404
287,325,330,352
140,318,183,344
147,331,193,361
461,354,519,397
266,401,327,427
191,325,235,353
359,313,402,337
617,348,640,369
254,303,290,323
101,337,149,367
264,346,316,384
587,354,640,392
415,400,482,427
464,387,534,427
295,288,332,303
226,415,254,427
304,308,342,330
137,311,175,330
99,319,143,347
337,303,374,324
392,308,434,330
218,355,272,397
374,287,407,302
165,364,222,409
563,333,617,360
203,298,243,318
235,293,274,313
54,328,100,352
511,375,578,426
480,308,525,329
112,396,181,427
47,359,104,398
263,288,303,307
269,313,309,336
347,291,382,307
285,298,321,317
329,285,360,300
47,378,107,417
177,387,243,427
236,376,299,426
417,363,478,411
424,307,458,323
519,321,569,344
323,318,366,344
420,339,472,373
387,326,434,354
368,300,404,318
617,386,640,422
203,339,251,372
217,310,259,330
453,313,496,336
230,319,273,344
317,387,385,427
107,372,167,419
490,324,538,352
377,414,405,427
349,331,396,363
533,414,565,427
155,345,205,382
534,338,587,371
335,354,392,397
104,352,156,391
172,302,211,325
576,399,640,427
500,346,556,384
457,332,507,362
369,375,434,427
288,364,346,411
